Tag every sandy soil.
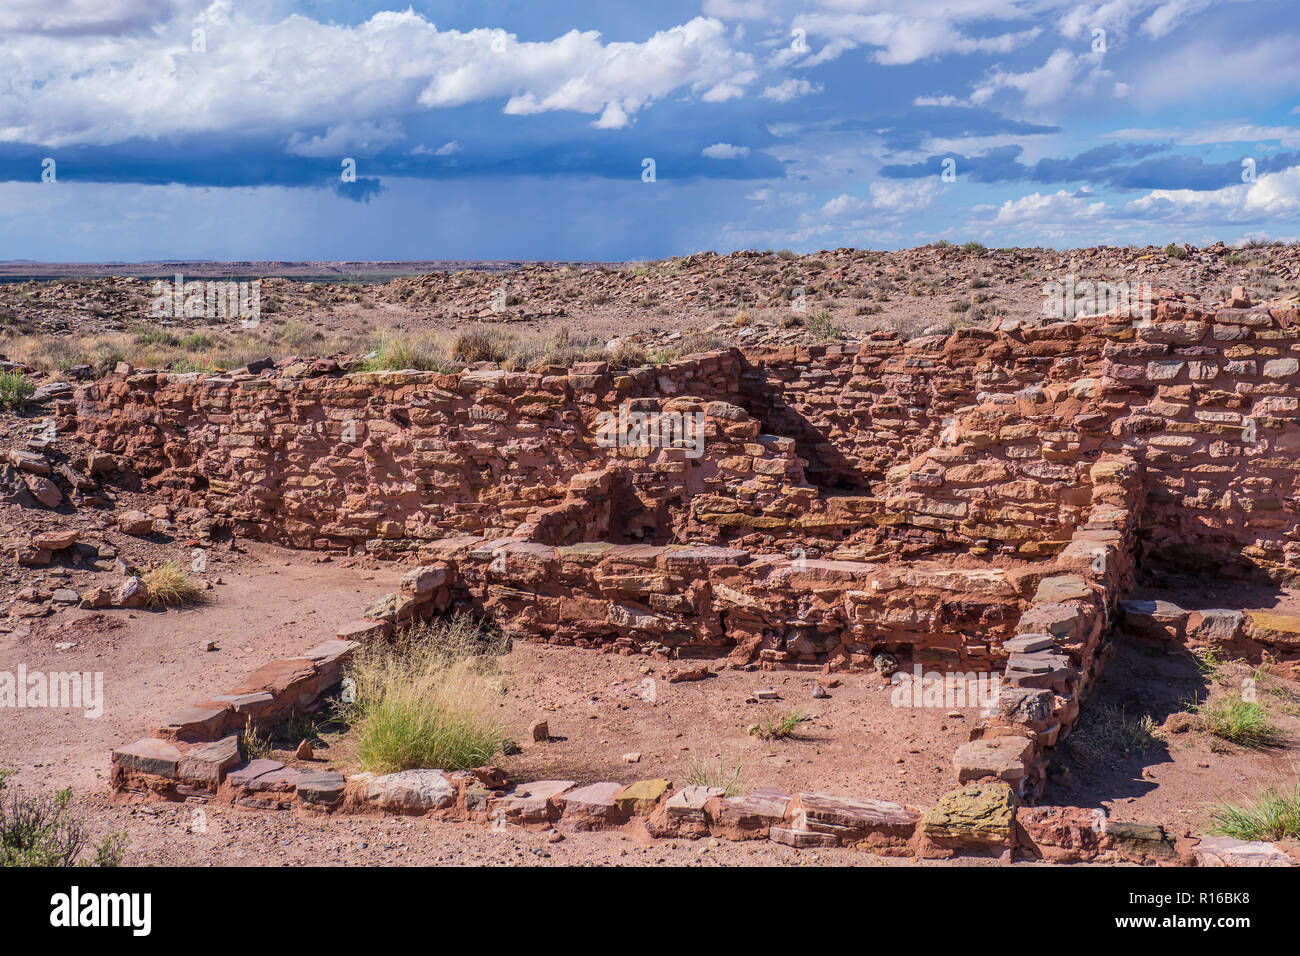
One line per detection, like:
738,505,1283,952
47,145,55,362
269,640,981,810
0,542,402,793
1043,631,1300,838
0,541,1001,866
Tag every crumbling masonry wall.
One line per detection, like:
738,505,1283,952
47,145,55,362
62,300,1300,672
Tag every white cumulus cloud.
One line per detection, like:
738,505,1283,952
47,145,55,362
702,142,751,159
762,78,823,102
0,9,756,145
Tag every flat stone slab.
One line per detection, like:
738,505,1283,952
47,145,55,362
1247,611,1300,647
770,826,840,848
177,735,241,787
1002,634,1055,654
1185,609,1244,644
364,770,455,812
1017,602,1085,639
302,640,359,664
242,767,303,792
400,566,447,596
953,736,1034,785
226,759,285,788
786,560,879,584
614,779,672,815
156,706,230,741
1005,650,1075,688
226,759,304,793
296,770,346,806
1032,575,1091,604
1194,835,1294,867
206,691,275,715
494,780,575,822
336,620,390,642
1120,599,1189,639
796,791,917,834
557,781,624,819
660,546,750,568
33,528,78,550
665,785,722,819
712,788,791,828
1105,821,1177,860
113,738,181,778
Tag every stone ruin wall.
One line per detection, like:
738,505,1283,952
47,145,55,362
91,297,1300,855
60,298,1300,678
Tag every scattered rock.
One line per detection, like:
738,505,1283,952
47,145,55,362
33,528,78,551
115,576,148,609
117,510,154,535
364,770,455,812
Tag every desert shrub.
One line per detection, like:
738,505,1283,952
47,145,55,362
275,322,323,351
0,371,35,411
500,327,609,370
179,331,216,351
361,332,451,371
450,329,507,365
750,709,810,741
130,327,182,348
340,613,510,774
1211,783,1300,841
605,339,648,368
0,771,127,867
143,561,202,608
805,310,843,341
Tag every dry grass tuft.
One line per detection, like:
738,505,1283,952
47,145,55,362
142,561,203,608
339,614,510,774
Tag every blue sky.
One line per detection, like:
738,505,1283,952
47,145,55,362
1,0,1299,261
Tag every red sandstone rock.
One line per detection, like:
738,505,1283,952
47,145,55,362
117,509,154,535
1017,806,1106,862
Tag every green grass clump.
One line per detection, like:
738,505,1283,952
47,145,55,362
340,614,510,774
1202,696,1276,748
1210,783,1300,841
751,709,810,741
0,371,35,411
